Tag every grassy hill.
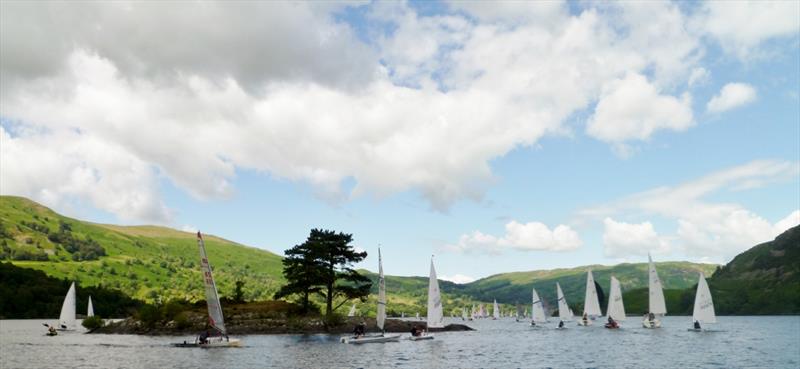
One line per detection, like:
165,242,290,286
0,196,284,302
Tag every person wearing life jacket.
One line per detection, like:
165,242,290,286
582,312,589,325
558,320,565,328
605,316,618,329
353,322,366,338
694,320,701,330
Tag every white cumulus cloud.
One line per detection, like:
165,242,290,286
602,218,671,258
446,221,582,254
706,82,757,113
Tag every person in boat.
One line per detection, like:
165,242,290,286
411,325,422,337
648,312,655,322
558,320,564,328
582,312,589,325
199,330,209,345
694,320,701,330
48,325,57,335
353,322,366,338
530,320,536,327
606,316,618,328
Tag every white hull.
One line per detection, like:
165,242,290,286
341,334,402,344
173,338,241,348
409,334,434,341
642,319,662,329
577,319,592,326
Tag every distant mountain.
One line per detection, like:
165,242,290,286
0,196,285,303
707,225,800,314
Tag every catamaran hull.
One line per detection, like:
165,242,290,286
642,319,662,328
341,334,401,344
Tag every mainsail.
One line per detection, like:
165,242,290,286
59,282,76,330
198,232,226,335
692,273,716,324
427,257,444,328
556,283,573,321
348,303,356,317
583,270,602,317
492,300,500,319
87,296,94,317
607,276,626,321
377,248,386,332
648,254,667,315
531,288,548,323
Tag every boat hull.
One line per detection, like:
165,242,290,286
642,319,662,329
409,335,434,341
341,334,401,344
173,338,241,348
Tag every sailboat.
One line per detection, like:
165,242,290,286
689,273,716,332
87,296,94,318
515,305,524,322
461,307,468,321
348,303,356,317
577,270,601,326
604,276,625,329
556,282,573,329
492,300,500,320
530,288,548,327
643,254,667,328
175,232,240,347
412,256,442,341
342,248,401,344
57,282,76,331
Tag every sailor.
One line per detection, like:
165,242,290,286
48,325,56,335
353,322,366,338
530,320,536,327
199,330,209,344
558,320,564,328
694,320,701,330
606,316,617,328
582,312,589,325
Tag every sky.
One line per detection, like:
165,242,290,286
1,1,798,284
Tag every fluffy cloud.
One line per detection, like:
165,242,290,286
602,218,671,257
586,73,693,145
706,82,757,113
446,221,582,254
581,160,800,260
698,1,800,58
439,274,476,284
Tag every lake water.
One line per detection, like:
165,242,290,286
1,316,799,368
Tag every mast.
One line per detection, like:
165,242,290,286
198,232,226,335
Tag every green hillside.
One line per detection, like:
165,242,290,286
707,225,800,314
0,196,284,302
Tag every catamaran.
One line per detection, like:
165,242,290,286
530,288,548,327
411,256,442,341
175,232,240,347
57,282,76,331
605,276,625,329
689,273,716,332
87,296,94,317
556,282,573,329
643,254,667,328
342,248,401,344
578,270,601,326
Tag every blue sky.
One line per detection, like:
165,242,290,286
1,1,798,282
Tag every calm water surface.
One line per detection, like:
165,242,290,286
1,316,798,368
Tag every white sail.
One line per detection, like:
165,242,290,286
583,270,602,317
692,273,716,324
198,232,226,335
59,282,76,330
648,254,667,315
87,296,94,317
607,276,626,321
492,300,500,319
348,303,356,317
556,283,572,321
377,248,386,331
427,257,444,328
531,288,548,323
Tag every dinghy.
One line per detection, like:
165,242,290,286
604,276,625,329
577,270,601,326
492,300,500,320
87,296,94,317
57,282,76,331
411,256,442,341
555,282,573,329
174,232,241,347
530,288,548,328
642,254,666,329
688,273,716,332
342,248,401,344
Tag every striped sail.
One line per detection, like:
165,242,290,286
198,232,226,335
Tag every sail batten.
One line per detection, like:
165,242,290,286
427,257,444,328
198,232,226,335
692,273,716,324
648,254,667,315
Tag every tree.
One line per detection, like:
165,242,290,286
274,229,372,317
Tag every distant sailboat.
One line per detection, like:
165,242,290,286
643,254,667,328
578,270,602,326
412,256,441,341
492,300,500,320
556,282,573,329
689,273,716,332
605,276,625,329
461,307,468,321
58,282,76,331
87,296,94,317
348,303,356,317
530,288,548,327
342,248,401,344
